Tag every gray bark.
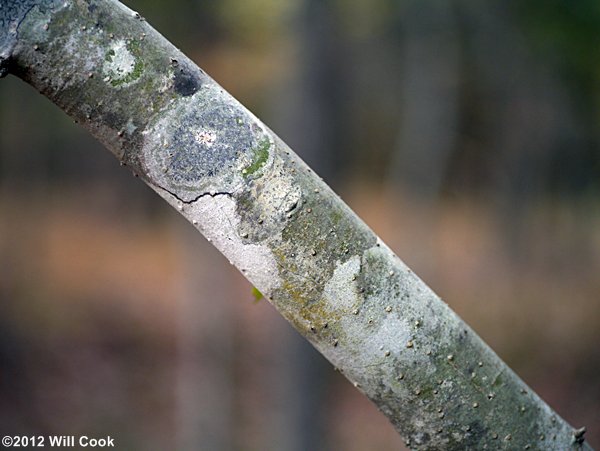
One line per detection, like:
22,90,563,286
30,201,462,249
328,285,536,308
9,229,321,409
0,0,591,449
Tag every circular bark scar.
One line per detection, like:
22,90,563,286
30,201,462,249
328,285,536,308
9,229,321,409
143,84,273,201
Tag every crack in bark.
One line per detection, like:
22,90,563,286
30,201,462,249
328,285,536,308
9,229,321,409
155,183,232,204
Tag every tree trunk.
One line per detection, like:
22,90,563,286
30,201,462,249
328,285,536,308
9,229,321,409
0,1,591,449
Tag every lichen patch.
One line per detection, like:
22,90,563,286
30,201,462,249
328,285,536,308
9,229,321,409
186,194,282,295
149,184,282,296
142,84,274,202
193,129,217,146
323,256,361,312
103,39,142,86
362,314,413,361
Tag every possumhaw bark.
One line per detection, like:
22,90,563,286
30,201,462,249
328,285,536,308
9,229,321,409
0,1,592,449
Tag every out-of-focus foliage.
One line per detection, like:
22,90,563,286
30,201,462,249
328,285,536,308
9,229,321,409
516,0,600,95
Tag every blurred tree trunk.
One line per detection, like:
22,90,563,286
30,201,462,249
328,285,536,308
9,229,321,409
386,0,461,276
0,1,591,449
174,222,234,451
390,0,460,203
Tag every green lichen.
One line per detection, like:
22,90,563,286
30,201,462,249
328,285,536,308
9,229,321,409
243,138,270,176
104,48,115,62
110,59,143,86
270,183,376,343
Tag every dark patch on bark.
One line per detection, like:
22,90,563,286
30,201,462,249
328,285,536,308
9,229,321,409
173,61,201,97
100,110,124,131
0,55,13,78
121,128,145,169
460,420,486,449
414,431,431,446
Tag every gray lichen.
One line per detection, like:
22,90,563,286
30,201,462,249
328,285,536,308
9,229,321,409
142,84,274,202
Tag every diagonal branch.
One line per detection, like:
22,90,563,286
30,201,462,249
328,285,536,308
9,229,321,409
0,0,591,449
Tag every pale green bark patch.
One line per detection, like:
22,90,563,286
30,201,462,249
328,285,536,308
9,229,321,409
243,137,271,176
103,39,143,86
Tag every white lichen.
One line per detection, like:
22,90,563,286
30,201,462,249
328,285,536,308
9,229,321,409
103,39,135,82
363,314,413,357
150,186,281,296
252,155,301,223
156,71,175,95
189,195,281,294
323,256,361,312
125,118,137,135
193,129,217,146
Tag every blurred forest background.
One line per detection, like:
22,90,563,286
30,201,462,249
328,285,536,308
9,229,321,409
1,0,599,449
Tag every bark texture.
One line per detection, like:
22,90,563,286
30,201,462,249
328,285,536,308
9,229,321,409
0,1,592,449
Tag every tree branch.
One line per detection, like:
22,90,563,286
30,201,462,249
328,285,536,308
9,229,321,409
1,0,591,449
